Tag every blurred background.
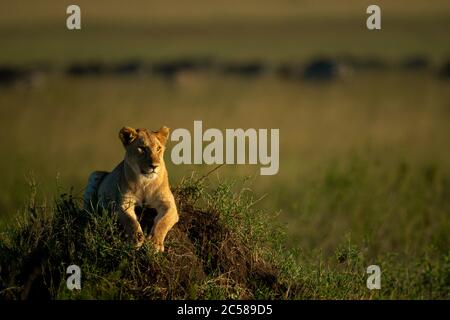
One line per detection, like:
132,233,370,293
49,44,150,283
0,0,449,260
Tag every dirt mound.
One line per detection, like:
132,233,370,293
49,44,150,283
171,204,280,293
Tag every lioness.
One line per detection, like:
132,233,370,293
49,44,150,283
84,126,178,252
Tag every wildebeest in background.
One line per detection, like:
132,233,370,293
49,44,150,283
276,63,304,80
151,58,212,80
400,56,430,70
438,60,450,79
220,61,266,77
112,60,146,76
302,58,353,81
0,65,48,88
66,61,108,77
351,57,389,70
0,66,21,87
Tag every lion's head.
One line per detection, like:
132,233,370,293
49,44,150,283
119,126,170,179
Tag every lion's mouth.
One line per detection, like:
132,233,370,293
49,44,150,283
141,169,157,176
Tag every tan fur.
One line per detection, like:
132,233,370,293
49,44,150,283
84,126,178,252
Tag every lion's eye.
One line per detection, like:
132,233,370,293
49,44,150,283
137,147,144,154
157,146,162,152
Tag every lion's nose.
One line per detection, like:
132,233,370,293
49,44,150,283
149,164,158,170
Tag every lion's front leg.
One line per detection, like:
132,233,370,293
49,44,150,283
149,199,179,252
118,202,145,249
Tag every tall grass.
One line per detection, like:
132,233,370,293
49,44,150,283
0,174,448,299
0,176,301,299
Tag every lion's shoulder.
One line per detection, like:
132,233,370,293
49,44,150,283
83,171,109,209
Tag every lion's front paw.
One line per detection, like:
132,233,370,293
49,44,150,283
133,231,145,249
148,236,164,252
153,242,165,252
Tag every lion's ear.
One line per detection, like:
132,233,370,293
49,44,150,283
155,126,170,145
119,126,138,146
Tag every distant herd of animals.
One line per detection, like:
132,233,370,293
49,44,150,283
0,56,449,88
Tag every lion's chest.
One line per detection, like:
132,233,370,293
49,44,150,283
130,179,161,208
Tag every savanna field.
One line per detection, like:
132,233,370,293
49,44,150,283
0,0,449,299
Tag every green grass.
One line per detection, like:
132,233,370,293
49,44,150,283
0,73,448,293
1,72,449,217
0,175,448,299
0,74,448,299
0,176,300,299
